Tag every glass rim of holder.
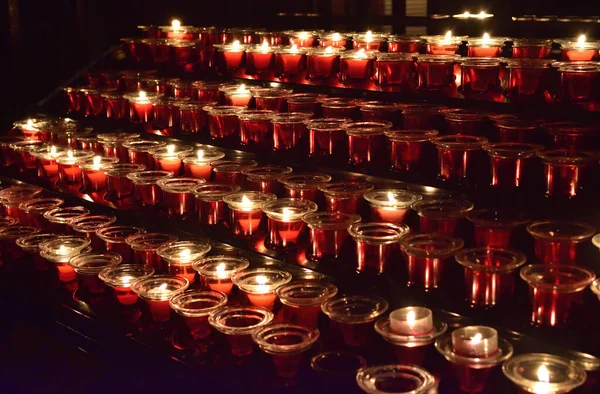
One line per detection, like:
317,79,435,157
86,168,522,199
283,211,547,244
208,305,274,335
222,191,277,210
339,49,380,60
302,211,362,230
348,222,410,245
353,31,387,41
375,313,448,347
274,45,310,55
318,181,375,197
304,118,352,129
169,289,229,318
432,134,489,150
10,140,44,154
363,189,423,209
39,236,91,262
16,232,62,252
0,216,18,227
483,142,545,158
95,225,146,243
455,247,527,273
342,121,393,136
236,110,276,121
252,323,320,355
122,140,166,152
18,197,64,213
213,42,248,51
77,156,120,170
0,225,39,241
384,129,439,142
536,149,599,166
552,60,600,73
321,101,360,110
592,234,600,249
0,185,43,204
415,54,461,63
275,281,338,308
504,58,553,68
542,121,600,136
520,264,596,293
210,159,259,173
321,295,389,324
503,353,587,393
231,268,293,294
125,232,178,251
193,183,241,202
122,91,159,103
359,101,400,111
180,149,227,164
68,251,122,275
156,240,211,263
31,145,67,161
156,177,206,193
388,34,422,43
319,32,351,41
126,170,174,185
526,220,595,242
245,44,279,54
458,57,503,67
436,326,514,368
192,255,250,278
401,233,464,258
465,208,531,229
241,165,294,181
375,52,418,61
148,144,194,158
269,112,313,125
55,150,95,165
98,264,155,288
261,198,318,221
411,199,474,218
278,173,332,190
96,132,141,143
69,215,117,233
130,274,190,301
510,38,553,48
306,47,344,56
440,108,489,122
310,351,367,375
202,105,246,116
422,35,466,45
249,87,294,98
467,37,507,48
105,163,146,176
556,39,600,50
356,364,437,394
43,206,90,224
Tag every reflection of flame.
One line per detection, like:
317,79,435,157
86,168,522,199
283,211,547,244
471,333,483,344
325,46,334,54
197,150,204,161
167,144,175,155
577,34,586,49
407,310,416,329
232,40,241,50
477,11,487,19
216,263,227,279
354,48,367,59
537,365,550,383
171,19,181,30
387,192,396,203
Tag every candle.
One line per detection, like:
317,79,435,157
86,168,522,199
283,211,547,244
99,264,155,305
215,40,247,71
221,84,252,107
263,198,318,249
451,326,498,357
124,91,157,123
416,54,459,93
153,144,183,174
385,129,439,173
39,236,92,283
223,192,276,236
320,181,375,214
204,106,244,140
33,145,63,179
79,155,119,192
157,177,206,218
246,40,275,75
467,33,504,57
279,173,331,203
242,165,292,195
238,110,276,149
375,53,418,91
275,282,338,328
170,290,229,340
251,87,293,112
305,118,350,157
424,31,464,55
387,35,422,53
181,149,225,179
504,59,552,104
232,268,292,310
208,306,274,356
511,38,553,59
131,275,190,321
0,225,40,263
56,150,94,185
157,241,211,283
287,30,316,47
303,212,361,262
339,49,376,84
193,183,240,226
319,32,348,48
554,62,600,111
306,46,341,82
364,189,422,224
560,35,600,61
193,255,250,295
270,113,312,151
105,163,146,201
274,44,308,79
126,232,178,271
122,140,166,168
349,222,410,273
352,31,386,51
69,251,122,294
465,209,531,248
527,220,594,265
433,135,488,181
344,121,392,166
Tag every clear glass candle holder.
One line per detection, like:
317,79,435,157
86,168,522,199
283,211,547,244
537,150,597,198
526,220,595,264
275,281,338,328
411,199,474,234
11,140,44,170
245,44,276,76
0,185,43,219
193,184,240,226
511,38,553,59
306,47,342,82
359,101,401,126
385,129,439,172
364,189,422,224
97,132,140,162
304,118,351,157
69,251,122,294
242,165,293,195
349,222,410,273
204,105,245,140
156,177,205,218
344,121,393,166
456,247,527,308
211,159,258,185
375,53,418,91
131,275,189,321
484,143,543,188
356,365,437,394
352,32,387,51
467,37,505,57
0,225,39,263
181,149,225,180
39,236,91,283
96,225,145,262
319,181,374,214
503,353,587,394
156,240,211,284
279,173,332,202
69,215,117,250
286,93,324,115
223,191,276,236
56,150,95,185
105,163,146,200
339,50,377,85
220,85,253,107
251,87,294,112
32,145,66,179
416,55,459,93
401,233,464,290
253,323,320,378
466,209,530,248
436,326,513,393
303,212,361,262
78,156,120,192
274,46,309,79
440,109,490,136
559,40,600,61
127,170,173,206
150,144,192,175
554,62,600,110
193,255,249,296
126,232,178,271
209,306,274,356
122,140,166,168
17,197,64,228
423,35,464,55
170,290,228,340
321,295,388,347
520,264,595,326
543,122,600,151
237,110,275,149
321,100,359,120
232,268,293,310
270,113,312,152
43,206,90,233
505,59,552,104
489,114,541,143
319,33,349,48
262,198,318,249
99,264,155,305
433,135,488,181
459,58,503,100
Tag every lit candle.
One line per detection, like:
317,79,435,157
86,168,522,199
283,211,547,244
225,84,252,107
247,275,275,308
156,144,182,174
451,326,498,357
125,90,156,123
246,39,275,74
560,34,600,61
468,32,503,57
389,307,434,336
182,149,225,179
81,155,111,191
340,48,376,83
36,145,61,178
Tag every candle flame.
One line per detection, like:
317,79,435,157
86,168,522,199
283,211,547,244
235,83,248,94
241,194,253,210
92,156,102,170
171,19,181,30
232,40,241,50
482,32,490,43
256,275,268,285
67,150,73,159
58,245,68,254
537,365,550,383
444,30,453,42
179,248,191,259
407,310,416,329
471,333,483,344
365,30,373,43
197,150,204,161
478,11,487,18
138,90,147,100
167,144,175,155
158,283,168,291
282,207,294,221
260,39,270,51
216,263,227,279
290,44,299,54
355,48,367,59
577,34,586,48
297,31,310,40
50,145,57,156
332,32,341,41
387,191,397,203
463,11,470,17
27,119,34,129
325,46,334,54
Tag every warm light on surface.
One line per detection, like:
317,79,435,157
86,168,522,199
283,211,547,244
442,31,453,43
332,33,341,41
158,283,168,291
197,150,204,161
297,31,310,40
179,248,191,261
290,44,299,54
482,33,490,43
282,208,294,222
255,275,270,293
171,19,181,30
67,150,74,159
235,83,249,94
354,48,367,59
167,144,175,155
260,40,270,52
365,31,373,43
26,119,34,129
138,91,148,102
50,146,57,156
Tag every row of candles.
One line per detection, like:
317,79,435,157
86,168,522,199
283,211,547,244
12,112,600,199
0,193,591,393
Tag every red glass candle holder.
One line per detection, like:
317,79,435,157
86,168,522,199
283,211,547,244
374,53,418,91
459,58,503,100
150,144,193,175
416,55,458,93
511,38,553,58
232,268,293,310
537,150,597,197
242,165,293,195
433,135,488,181
0,185,43,218
56,130,94,151
305,118,350,157
275,281,337,329
270,113,312,151
178,102,212,135
364,189,422,224
306,47,341,82
96,225,145,263
352,32,386,51
0,225,39,263
31,146,63,179
321,295,388,347
412,199,474,234
43,206,90,233
401,233,464,290
220,84,253,107
78,156,120,192
101,91,129,119
466,209,530,248
39,236,91,283
344,121,393,166
143,38,171,66
321,100,359,120
237,110,275,148
209,306,274,356
123,91,158,123
456,247,527,308
211,159,258,185
503,353,587,394
17,197,64,228
543,122,600,151
106,163,146,200
192,81,228,102
436,326,514,393
157,240,211,284
122,140,166,168
387,35,422,53
554,61,600,110
131,275,189,322
467,37,505,57
385,129,439,172
303,212,361,262
215,42,247,71
484,143,543,188
56,150,95,185
253,323,320,379
359,102,401,126
339,50,376,85
319,33,349,48
15,232,61,270
127,170,173,206
504,59,552,104
559,39,600,61
488,114,541,143
69,215,117,250
423,34,464,55
69,251,122,294
286,93,324,115
193,183,240,226
126,232,178,271
81,88,105,116
193,255,249,296
441,109,489,136
223,191,276,236
257,31,284,46
356,365,436,394
10,140,44,171
151,98,186,135
157,177,205,218
251,87,293,112
204,105,244,140
348,222,410,274
169,80,192,99
527,220,594,264
181,149,225,180
521,264,595,326
99,264,154,305
274,46,308,79
279,173,332,202
262,198,318,249
319,181,374,214
287,31,317,47
245,44,275,75
397,103,441,130
170,290,228,340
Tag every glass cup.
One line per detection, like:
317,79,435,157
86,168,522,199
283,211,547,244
126,232,178,271
131,275,190,321
412,199,474,234
232,268,293,310
466,209,530,248
349,222,410,273
275,281,338,328
127,170,173,206
69,251,122,294
95,225,145,262
262,198,318,249
170,290,228,340
356,365,436,394
303,212,361,262
364,189,422,224
193,255,250,296
209,306,274,356
526,220,595,264
156,240,211,284
99,264,155,305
